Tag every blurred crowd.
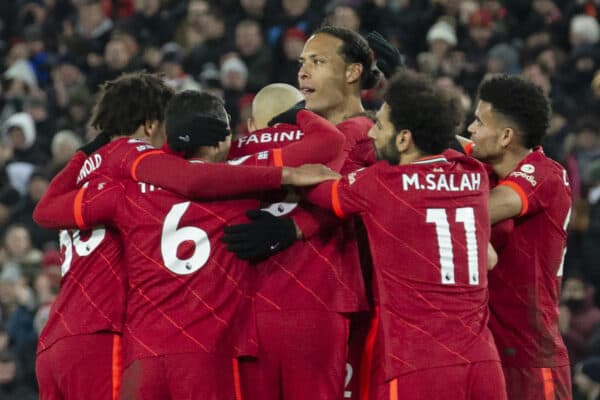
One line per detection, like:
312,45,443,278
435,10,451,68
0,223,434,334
0,0,598,398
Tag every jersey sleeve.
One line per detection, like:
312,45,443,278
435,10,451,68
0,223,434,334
130,151,284,199
306,167,374,218
33,151,87,228
290,203,341,240
279,110,345,168
228,110,345,170
76,180,122,229
497,159,560,216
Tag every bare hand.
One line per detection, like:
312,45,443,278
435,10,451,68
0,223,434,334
281,164,341,186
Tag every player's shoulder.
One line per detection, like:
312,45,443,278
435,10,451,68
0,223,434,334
511,147,566,183
337,115,374,137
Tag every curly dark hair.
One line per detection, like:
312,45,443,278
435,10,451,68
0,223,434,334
383,70,460,155
89,71,174,136
313,25,381,90
478,75,550,148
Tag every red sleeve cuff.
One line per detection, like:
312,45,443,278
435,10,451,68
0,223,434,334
331,180,345,218
498,180,529,216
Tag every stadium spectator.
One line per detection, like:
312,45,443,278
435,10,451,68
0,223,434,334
560,272,600,366
234,19,272,92
575,357,600,400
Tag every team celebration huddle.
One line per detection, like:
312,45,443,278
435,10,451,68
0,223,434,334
32,22,572,400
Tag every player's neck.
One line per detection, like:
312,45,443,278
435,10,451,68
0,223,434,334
492,147,532,178
111,129,152,144
324,95,364,125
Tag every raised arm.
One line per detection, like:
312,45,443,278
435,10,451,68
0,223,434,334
33,152,86,228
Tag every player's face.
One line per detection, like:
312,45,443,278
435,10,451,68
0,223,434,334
298,34,349,116
369,103,399,164
467,100,505,163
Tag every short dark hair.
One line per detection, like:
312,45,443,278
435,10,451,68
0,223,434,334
313,25,381,90
165,90,227,124
478,75,550,148
165,90,230,153
89,71,174,136
383,70,460,155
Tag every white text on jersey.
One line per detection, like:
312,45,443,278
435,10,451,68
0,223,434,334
236,130,304,148
402,173,482,192
77,154,102,185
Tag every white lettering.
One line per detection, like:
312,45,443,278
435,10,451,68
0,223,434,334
437,175,450,191
402,173,420,191
409,173,482,192
448,174,459,191
260,133,273,143
76,154,102,184
509,171,537,186
471,173,481,190
460,174,473,191
426,174,437,190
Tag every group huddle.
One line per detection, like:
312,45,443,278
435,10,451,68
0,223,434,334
33,26,572,400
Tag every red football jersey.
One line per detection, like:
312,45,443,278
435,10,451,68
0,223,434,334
337,116,376,174
226,112,368,313
228,123,303,159
36,153,126,354
67,175,261,367
309,150,500,379
488,147,572,368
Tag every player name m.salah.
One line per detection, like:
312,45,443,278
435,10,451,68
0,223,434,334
402,172,482,192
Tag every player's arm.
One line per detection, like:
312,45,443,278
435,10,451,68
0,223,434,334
33,152,87,228
305,168,372,218
487,242,498,270
277,110,345,168
133,151,332,198
489,183,525,224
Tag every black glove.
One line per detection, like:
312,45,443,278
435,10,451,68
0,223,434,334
365,31,405,79
78,132,110,155
221,209,298,260
267,101,306,126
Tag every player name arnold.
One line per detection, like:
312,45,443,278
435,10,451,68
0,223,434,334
236,130,304,147
402,172,482,191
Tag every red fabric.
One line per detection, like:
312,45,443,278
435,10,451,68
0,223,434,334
227,111,367,313
119,352,238,400
309,150,500,379
34,152,127,354
374,362,507,400
37,227,125,353
229,110,345,169
74,175,260,367
488,148,572,368
502,366,572,400
239,311,349,400
36,333,121,400
337,116,376,174
33,152,86,228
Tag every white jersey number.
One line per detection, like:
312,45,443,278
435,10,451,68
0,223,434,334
59,228,106,276
426,207,479,285
161,201,211,275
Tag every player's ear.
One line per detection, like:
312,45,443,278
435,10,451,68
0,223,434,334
500,127,515,148
395,129,411,152
247,117,256,133
143,120,155,138
345,63,362,85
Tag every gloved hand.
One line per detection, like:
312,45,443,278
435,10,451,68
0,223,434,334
78,132,110,155
267,101,306,126
365,31,405,79
221,209,298,260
